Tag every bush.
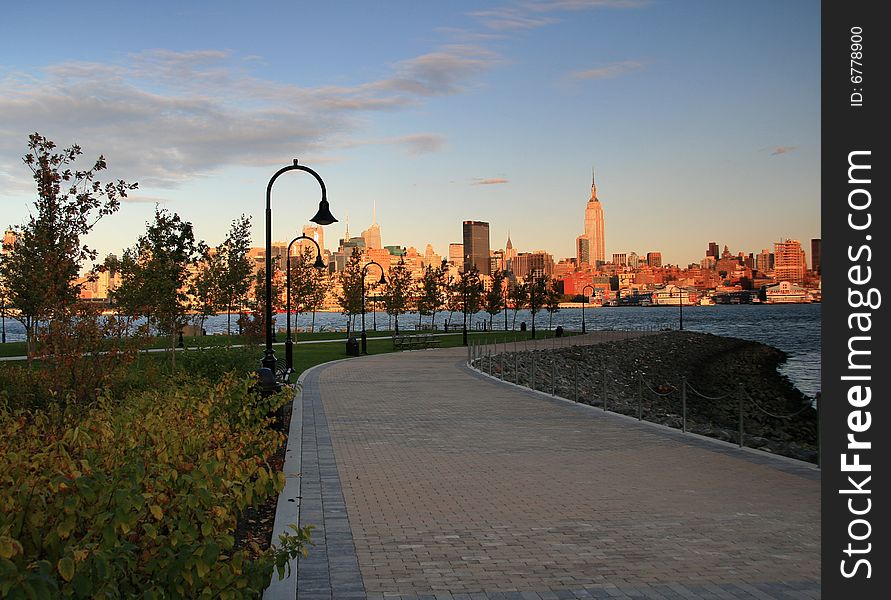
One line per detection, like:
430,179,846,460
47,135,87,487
0,374,310,598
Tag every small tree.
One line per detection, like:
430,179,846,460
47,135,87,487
190,243,216,334
383,257,413,334
306,266,329,333
336,248,363,334
507,276,528,330
484,269,506,331
113,208,199,365
525,271,549,338
215,215,254,336
458,266,483,330
545,279,561,330
0,133,136,356
417,262,445,330
288,246,322,330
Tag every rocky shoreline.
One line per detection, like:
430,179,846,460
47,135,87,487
476,331,818,463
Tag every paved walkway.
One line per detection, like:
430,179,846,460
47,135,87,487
272,336,820,600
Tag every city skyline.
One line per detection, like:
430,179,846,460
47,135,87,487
0,1,819,265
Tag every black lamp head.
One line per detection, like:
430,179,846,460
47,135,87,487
314,254,327,270
378,273,387,285
311,198,337,226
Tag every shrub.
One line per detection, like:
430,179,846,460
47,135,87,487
0,374,310,598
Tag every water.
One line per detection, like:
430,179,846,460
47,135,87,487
1,304,820,398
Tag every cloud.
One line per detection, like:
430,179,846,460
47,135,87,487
0,46,496,189
473,178,510,185
470,0,647,31
570,60,644,80
769,145,797,156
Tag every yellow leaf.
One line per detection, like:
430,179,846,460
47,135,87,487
58,556,75,582
0,536,23,559
150,505,164,520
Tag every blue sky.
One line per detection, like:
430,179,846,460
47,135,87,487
0,0,820,266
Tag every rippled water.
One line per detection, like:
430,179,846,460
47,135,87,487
1,303,820,398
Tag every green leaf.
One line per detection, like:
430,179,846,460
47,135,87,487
57,556,75,582
150,504,163,520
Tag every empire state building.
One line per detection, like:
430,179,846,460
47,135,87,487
583,169,605,265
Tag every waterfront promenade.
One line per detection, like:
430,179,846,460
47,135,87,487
267,335,820,600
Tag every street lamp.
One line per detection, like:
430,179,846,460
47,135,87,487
503,274,510,331
285,234,326,377
361,261,386,354
1,294,6,344
261,160,337,381
460,273,481,346
581,284,594,334
674,285,685,331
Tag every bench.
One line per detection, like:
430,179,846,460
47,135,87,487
392,333,442,351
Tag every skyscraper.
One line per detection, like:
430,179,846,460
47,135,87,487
583,169,605,265
774,239,806,283
811,238,821,274
462,220,491,275
707,241,720,258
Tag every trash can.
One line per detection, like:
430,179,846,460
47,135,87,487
555,325,564,337
520,322,527,332
346,336,360,356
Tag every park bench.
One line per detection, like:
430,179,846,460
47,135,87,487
392,333,442,351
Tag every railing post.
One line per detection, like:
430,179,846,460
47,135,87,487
467,340,471,365
499,351,504,380
602,358,608,412
515,353,519,385
551,359,556,396
532,352,536,391
637,372,643,421
681,376,687,433
738,383,745,448
574,364,578,403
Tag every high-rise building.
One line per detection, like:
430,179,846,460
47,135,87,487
774,239,805,283
811,238,821,274
504,233,517,271
361,223,381,250
611,253,628,267
583,169,606,265
707,241,720,258
646,252,662,267
448,243,464,266
512,251,555,279
755,249,774,274
576,235,590,267
462,220,491,275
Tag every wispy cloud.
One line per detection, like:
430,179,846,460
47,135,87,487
470,0,647,31
570,60,644,80
0,46,497,190
769,145,797,156
473,178,510,185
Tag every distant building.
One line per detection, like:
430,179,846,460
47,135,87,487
773,239,806,284
361,223,382,250
764,280,810,303
582,169,606,265
707,241,720,258
755,249,774,274
576,235,590,266
512,251,554,279
646,252,662,268
811,238,821,274
448,243,464,266
612,253,627,267
462,220,491,275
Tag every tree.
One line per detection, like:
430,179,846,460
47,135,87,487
524,271,549,338
457,266,483,330
507,277,528,330
417,262,446,330
545,278,562,330
484,269,506,331
288,245,325,330
382,257,413,334
214,215,254,335
336,248,364,334
113,208,199,365
190,243,216,334
0,133,136,356
240,267,283,343
306,265,330,333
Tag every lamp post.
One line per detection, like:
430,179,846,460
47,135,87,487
674,285,685,331
361,261,386,354
261,160,337,380
1,294,6,344
581,284,594,334
285,234,326,376
503,275,510,331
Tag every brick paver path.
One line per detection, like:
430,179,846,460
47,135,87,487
294,337,820,600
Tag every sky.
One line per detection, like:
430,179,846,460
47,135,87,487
0,0,820,267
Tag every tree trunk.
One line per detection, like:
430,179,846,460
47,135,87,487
311,310,316,333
